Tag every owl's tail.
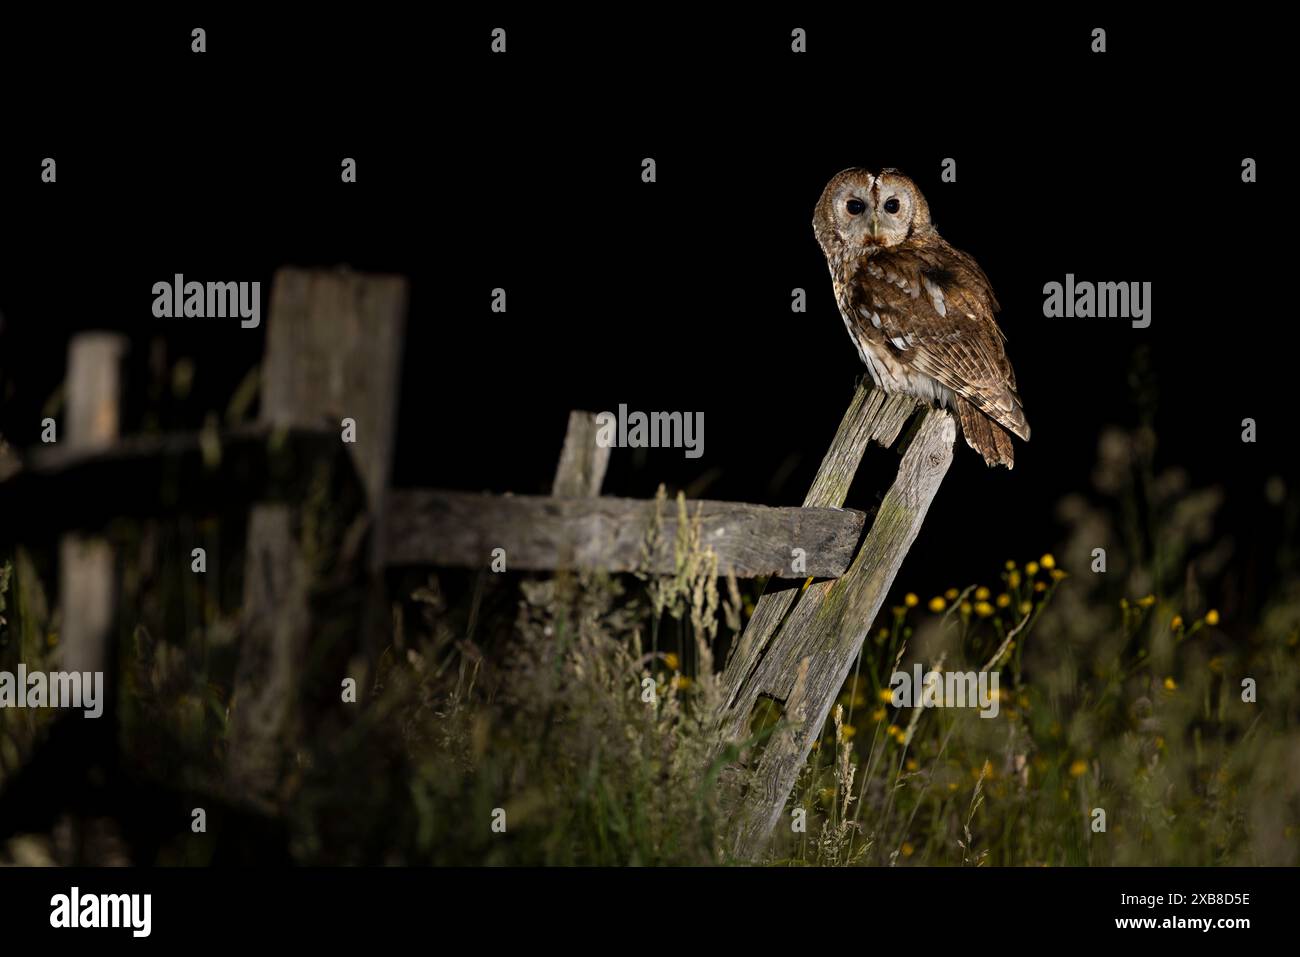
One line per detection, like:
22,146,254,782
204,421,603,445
955,396,1016,469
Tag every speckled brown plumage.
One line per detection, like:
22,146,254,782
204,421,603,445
812,167,1028,468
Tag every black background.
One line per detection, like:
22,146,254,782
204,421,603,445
0,6,1292,932
0,864,1281,943
0,11,1289,605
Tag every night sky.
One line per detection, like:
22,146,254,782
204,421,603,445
0,12,1287,607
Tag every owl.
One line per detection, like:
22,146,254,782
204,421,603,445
812,168,1029,468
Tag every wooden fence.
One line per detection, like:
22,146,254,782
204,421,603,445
0,267,955,860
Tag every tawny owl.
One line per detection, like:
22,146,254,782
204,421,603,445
812,168,1029,468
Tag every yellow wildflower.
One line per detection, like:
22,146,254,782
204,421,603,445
1171,615,1184,631
1163,676,1177,692
1026,561,1039,576
974,586,991,601
974,601,994,618
928,596,946,613
944,587,959,600
1068,759,1088,777
1205,608,1220,626
901,842,915,858
1137,594,1156,608
904,592,919,608
996,593,1011,608
1040,553,1056,569
663,653,679,670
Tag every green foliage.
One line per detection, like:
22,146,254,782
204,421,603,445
770,425,1300,866
3,433,1297,867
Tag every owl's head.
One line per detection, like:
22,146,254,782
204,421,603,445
813,168,932,257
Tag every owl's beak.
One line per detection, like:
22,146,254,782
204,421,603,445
866,213,882,242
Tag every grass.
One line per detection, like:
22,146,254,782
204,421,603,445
2,424,1298,866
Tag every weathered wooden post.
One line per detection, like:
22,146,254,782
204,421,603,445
58,332,127,675
226,267,408,807
712,384,956,860
551,411,610,499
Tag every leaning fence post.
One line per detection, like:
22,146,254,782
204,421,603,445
711,384,956,860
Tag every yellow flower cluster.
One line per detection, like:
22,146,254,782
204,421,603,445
891,554,1063,631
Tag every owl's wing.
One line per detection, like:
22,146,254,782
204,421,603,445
856,246,1029,441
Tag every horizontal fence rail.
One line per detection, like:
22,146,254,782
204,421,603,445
384,489,868,578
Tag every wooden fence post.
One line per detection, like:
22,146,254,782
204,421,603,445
712,384,956,860
58,333,127,675
226,268,408,807
552,411,610,498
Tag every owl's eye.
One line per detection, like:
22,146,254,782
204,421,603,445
883,197,901,214
846,199,866,215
